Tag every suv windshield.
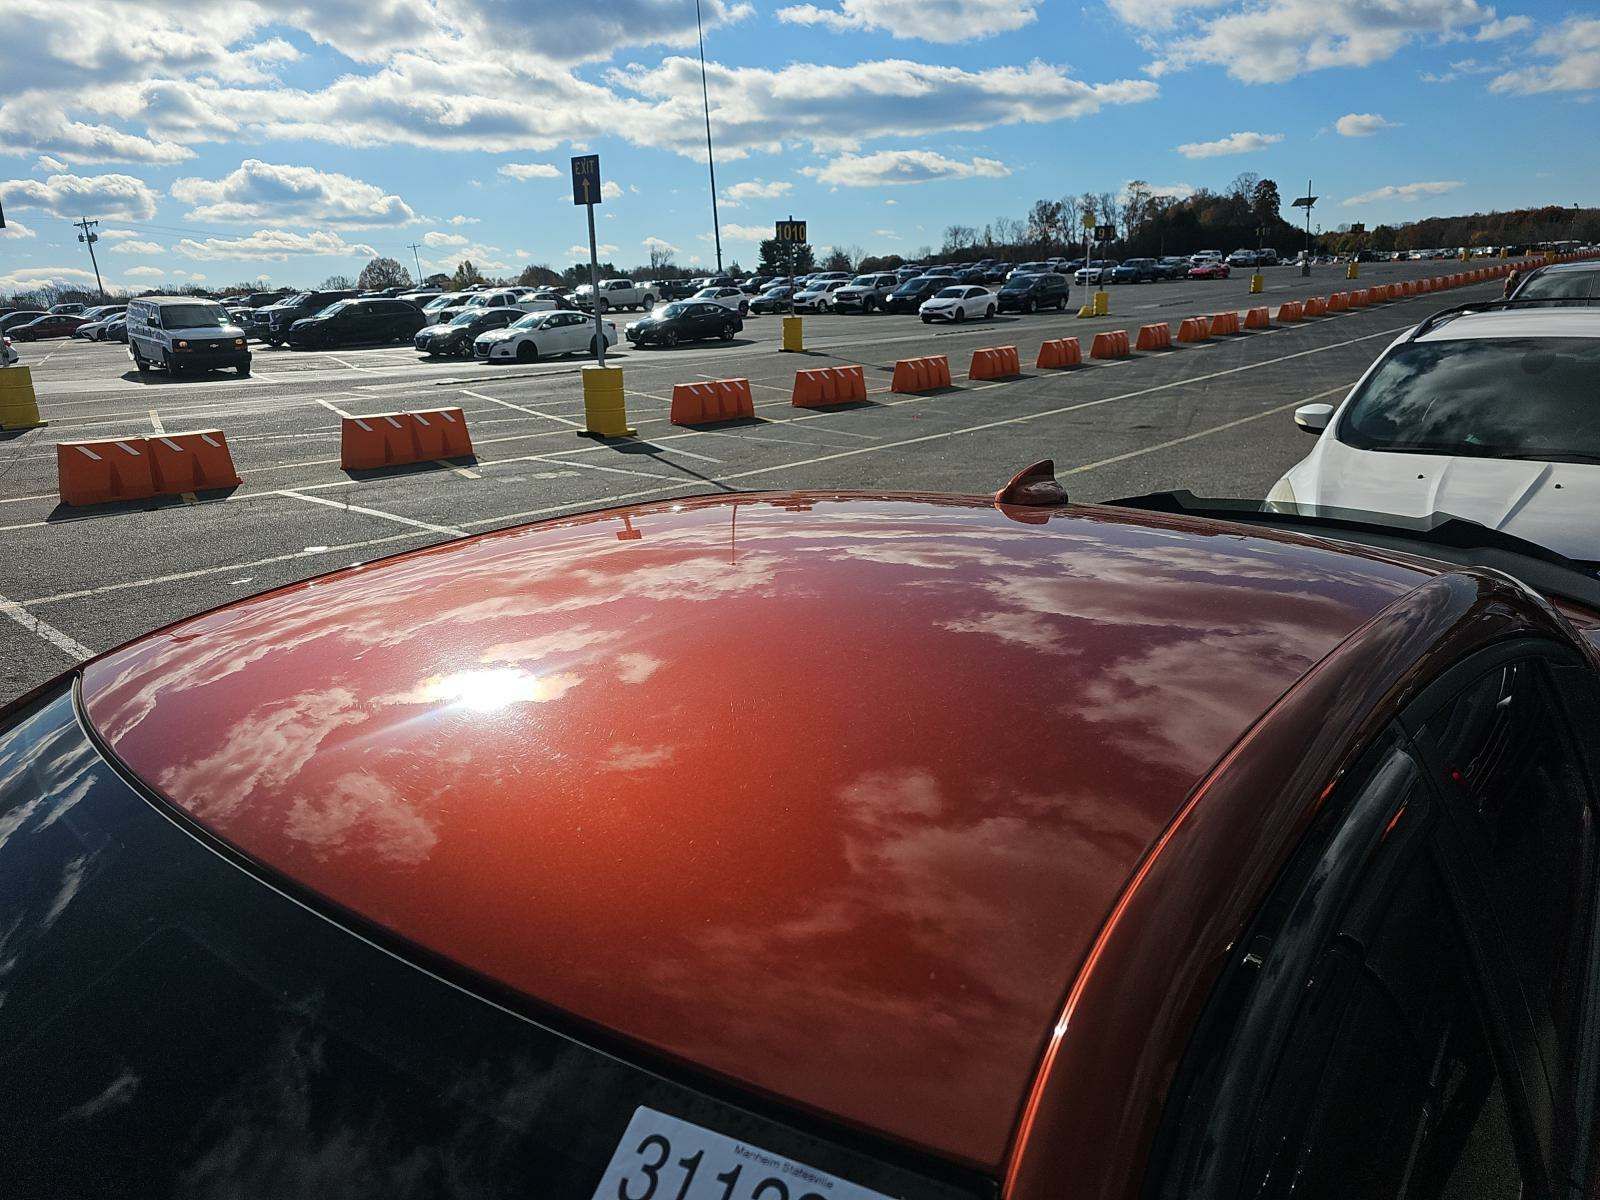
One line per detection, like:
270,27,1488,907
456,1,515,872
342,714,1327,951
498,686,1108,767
1000,276,1037,290
1337,337,1600,465
1516,271,1600,301
158,304,230,328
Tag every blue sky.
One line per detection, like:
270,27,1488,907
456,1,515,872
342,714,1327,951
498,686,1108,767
1,0,1595,293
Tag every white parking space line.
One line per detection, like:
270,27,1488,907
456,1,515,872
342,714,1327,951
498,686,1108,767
1059,383,1350,477
669,324,1416,488
276,489,467,537
460,388,586,429
0,593,93,660
312,394,354,419
148,409,165,433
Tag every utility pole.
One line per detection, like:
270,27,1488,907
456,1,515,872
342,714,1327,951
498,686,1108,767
695,0,723,273
407,241,424,284
73,216,105,300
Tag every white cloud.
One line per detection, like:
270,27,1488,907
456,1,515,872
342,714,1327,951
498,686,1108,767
718,223,770,241
567,243,619,257
0,96,193,164
0,266,102,293
1335,112,1398,137
0,172,159,219
777,0,1038,41
423,230,469,248
498,162,560,180
1124,180,1196,201
803,149,1011,186
1475,14,1531,40
1342,180,1464,205
36,156,68,172
98,229,143,240
173,228,379,261
1174,130,1283,158
1136,0,1493,84
614,57,1159,156
0,220,37,239
446,214,480,225
601,180,623,200
170,160,416,227
1490,17,1600,93
643,235,681,253
722,179,792,207
109,240,164,254
871,228,901,238
123,266,206,282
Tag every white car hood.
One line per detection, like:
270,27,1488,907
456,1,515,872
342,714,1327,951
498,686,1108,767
1296,440,1600,561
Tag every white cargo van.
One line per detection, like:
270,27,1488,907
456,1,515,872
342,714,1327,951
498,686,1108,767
126,297,251,377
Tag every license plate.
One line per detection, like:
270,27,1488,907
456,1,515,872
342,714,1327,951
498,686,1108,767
590,1107,895,1200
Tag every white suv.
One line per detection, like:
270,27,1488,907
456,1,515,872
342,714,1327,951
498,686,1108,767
831,273,899,313
1270,303,1600,561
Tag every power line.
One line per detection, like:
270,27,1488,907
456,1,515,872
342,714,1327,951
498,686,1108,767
695,0,723,274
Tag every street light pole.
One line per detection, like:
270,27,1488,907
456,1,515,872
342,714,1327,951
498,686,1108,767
695,0,723,274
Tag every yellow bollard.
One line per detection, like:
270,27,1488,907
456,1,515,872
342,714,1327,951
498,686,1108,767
1077,303,1095,318
1249,273,1264,295
577,366,635,439
1346,260,1359,280
0,365,46,430
781,315,804,352
1093,290,1109,317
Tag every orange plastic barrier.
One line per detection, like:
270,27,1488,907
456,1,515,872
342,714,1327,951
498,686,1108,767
148,430,242,494
1350,289,1372,307
1177,317,1210,342
1036,337,1082,368
340,413,413,470
1243,307,1271,330
967,346,1021,380
1303,296,1328,316
1275,301,1304,322
890,355,952,394
670,378,755,426
1209,311,1242,336
408,407,474,459
1327,293,1350,312
57,437,157,507
1135,323,1172,350
1090,330,1130,359
791,364,867,408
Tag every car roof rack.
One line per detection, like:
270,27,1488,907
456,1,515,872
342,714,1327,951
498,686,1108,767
1407,297,1600,341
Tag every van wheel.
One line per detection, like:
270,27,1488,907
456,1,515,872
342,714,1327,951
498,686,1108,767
133,348,150,375
237,363,251,377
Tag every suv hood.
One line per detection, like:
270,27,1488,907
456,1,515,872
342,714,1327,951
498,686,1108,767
79,494,1429,1170
1298,440,1600,561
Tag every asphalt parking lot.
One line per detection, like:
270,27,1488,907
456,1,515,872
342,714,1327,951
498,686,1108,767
1,260,1504,701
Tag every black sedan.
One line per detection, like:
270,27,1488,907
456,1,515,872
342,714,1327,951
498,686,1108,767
414,308,521,357
882,277,945,313
285,298,426,349
749,286,794,314
624,301,741,348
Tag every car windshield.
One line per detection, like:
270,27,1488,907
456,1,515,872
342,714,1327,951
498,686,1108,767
1337,337,1600,465
659,303,690,318
1000,276,1037,289
849,276,877,286
423,295,459,311
449,310,483,326
935,287,965,298
159,304,230,328
317,300,353,317
510,312,545,329
1516,271,1600,300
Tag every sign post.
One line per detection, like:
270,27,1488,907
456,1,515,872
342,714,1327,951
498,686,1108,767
1092,223,1115,316
571,154,634,439
571,154,606,368
776,216,806,353
1292,182,1317,277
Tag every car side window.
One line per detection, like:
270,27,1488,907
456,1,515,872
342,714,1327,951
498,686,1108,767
1243,822,1526,1200
1410,656,1598,1167
1152,736,1548,1200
